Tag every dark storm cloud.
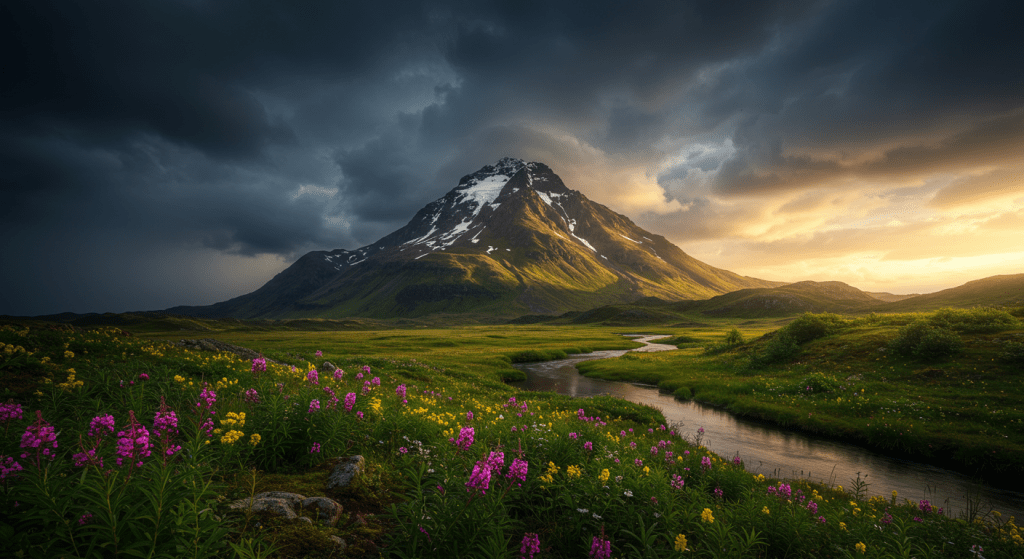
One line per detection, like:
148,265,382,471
701,0,1024,196
2,0,1021,314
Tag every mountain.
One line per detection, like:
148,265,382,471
868,274,1024,312
168,158,778,319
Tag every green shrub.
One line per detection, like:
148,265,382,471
801,372,842,393
888,320,963,359
782,312,846,344
723,328,744,346
1000,341,1024,365
748,331,799,368
930,307,1019,333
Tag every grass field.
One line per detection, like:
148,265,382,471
1,316,1022,558
577,309,1024,488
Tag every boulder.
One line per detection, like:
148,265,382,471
301,496,344,526
327,455,365,491
229,491,307,520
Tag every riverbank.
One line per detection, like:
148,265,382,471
576,311,1024,492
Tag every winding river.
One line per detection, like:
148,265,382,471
510,335,1024,519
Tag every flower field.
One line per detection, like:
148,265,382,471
1,322,1021,557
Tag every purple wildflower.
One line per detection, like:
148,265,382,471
454,426,474,452
520,533,540,559
466,459,492,495
244,388,260,405
344,392,357,412
589,527,612,559
0,455,23,480
306,369,319,385
114,410,151,469
701,456,712,470
251,355,266,374
20,410,58,468
308,399,321,413
310,442,321,454
508,458,528,486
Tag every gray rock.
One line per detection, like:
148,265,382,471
297,516,312,524
326,455,365,491
228,491,308,521
322,361,337,372
301,497,343,526
330,535,347,551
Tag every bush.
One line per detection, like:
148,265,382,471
748,331,799,368
930,307,1019,333
782,313,846,344
723,328,744,346
1000,341,1024,365
888,320,963,359
801,372,841,393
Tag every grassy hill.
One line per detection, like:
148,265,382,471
577,308,1024,489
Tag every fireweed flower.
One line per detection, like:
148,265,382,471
371,376,381,386
244,388,260,405
487,451,505,472
315,350,323,357
584,441,593,452
454,426,474,452
115,411,151,469
466,411,474,421
20,410,59,468
138,373,149,381
306,369,319,385
356,411,364,420
196,387,217,416
310,442,321,454
344,393,357,412
251,355,266,374
153,398,181,460
670,474,685,490
589,526,612,559
466,459,492,495
520,532,540,559
308,399,321,413
0,455,23,479
508,459,528,486
333,369,344,381
396,384,407,400
88,414,116,439
701,456,712,470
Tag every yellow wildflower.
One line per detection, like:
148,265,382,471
892,490,898,500
642,466,650,476
598,469,610,484
220,430,244,445
762,506,770,515
754,474,765,482
673,533,687,552
249,433,261,447
64,350,74,359
839,522,847,531
701,508,714,523
566,465,582,479
855,542,866,554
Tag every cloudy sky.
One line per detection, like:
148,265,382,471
2,0,1022,315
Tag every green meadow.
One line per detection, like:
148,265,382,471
0,312,1022,558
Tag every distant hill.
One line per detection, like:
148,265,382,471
865,292,919,303
510,275,1024,324
869,274,1024,312
167,158,777,319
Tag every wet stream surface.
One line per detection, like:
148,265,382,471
510,335,1024,519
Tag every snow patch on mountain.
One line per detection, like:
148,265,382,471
620,234,642,244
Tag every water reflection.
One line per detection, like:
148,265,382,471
511,335,1024,519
